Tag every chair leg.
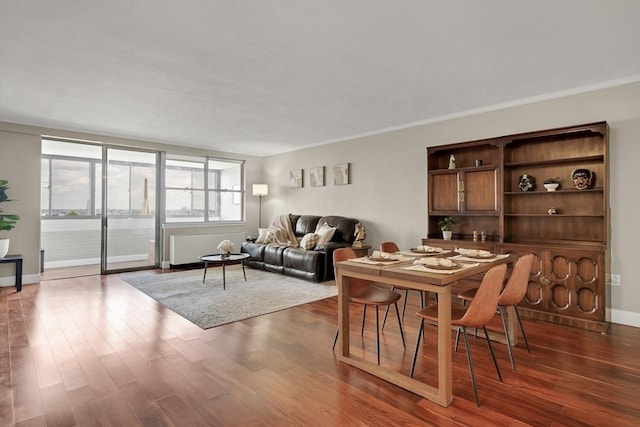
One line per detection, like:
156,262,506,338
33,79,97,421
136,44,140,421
361,305,367,336
514,306,531,353
332,327,339,350
410,319,425,378
482,325,502,382
375,306,380,365
393,302,406,348
420,292,426,343
381,287,394,330
461,327,481,407
498,306,516,370
401,289,409,320
454,328,460,352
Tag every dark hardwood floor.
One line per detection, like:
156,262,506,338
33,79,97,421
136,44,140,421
1,269,639,426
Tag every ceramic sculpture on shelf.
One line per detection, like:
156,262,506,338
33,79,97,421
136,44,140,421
448,155,456,169
571,169,593,190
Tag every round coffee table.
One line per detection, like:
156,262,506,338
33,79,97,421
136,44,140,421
199,253,250,290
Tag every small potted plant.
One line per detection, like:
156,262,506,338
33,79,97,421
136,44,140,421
543,177,561,192
0,179,20,258
438,216,456,240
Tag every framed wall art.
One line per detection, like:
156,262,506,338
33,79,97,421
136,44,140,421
309,166,324,187
332,163,350,185
290,169,303,188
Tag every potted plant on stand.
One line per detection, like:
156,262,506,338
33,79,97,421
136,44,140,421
0,180,20,258
438,216,455,240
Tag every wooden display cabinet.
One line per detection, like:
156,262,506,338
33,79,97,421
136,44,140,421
427,141,501,241
425,122,610,332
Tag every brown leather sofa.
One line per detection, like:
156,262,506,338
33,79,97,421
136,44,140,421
241,214,359,282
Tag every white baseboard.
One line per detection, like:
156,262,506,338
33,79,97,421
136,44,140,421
611,309,640,328
0,273,40,287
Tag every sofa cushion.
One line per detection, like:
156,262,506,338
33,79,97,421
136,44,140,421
300,233,319,250
318,215,358,244
295,215,322,237
241,241,267,270
264,245,287,273
283,247,324,282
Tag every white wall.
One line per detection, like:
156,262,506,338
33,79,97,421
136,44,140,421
262,81,640,327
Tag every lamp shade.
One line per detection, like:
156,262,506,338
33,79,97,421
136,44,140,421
252,184,268,196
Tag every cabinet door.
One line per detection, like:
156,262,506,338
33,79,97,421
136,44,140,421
546,249,604,322
429,168,498,214
463,168,498,212
503,245,605,323
501,246,546,312
429,172,459,212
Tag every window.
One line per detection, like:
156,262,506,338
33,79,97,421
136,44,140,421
41,140,244,223
165,155,244,223
41,140,102,217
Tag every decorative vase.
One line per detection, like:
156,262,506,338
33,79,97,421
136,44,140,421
221,251,230,258
0,238,9,258
544,183,559,192
442,231,453,240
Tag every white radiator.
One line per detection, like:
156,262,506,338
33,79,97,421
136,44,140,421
169,232,245,265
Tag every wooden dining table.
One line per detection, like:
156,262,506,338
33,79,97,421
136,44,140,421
335,252,516,407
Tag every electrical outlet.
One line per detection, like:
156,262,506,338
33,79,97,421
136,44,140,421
610,274,621,287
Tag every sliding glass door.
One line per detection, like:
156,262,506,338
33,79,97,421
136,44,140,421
102,147,159,273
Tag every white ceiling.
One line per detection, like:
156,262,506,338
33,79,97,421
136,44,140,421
1,1,639,157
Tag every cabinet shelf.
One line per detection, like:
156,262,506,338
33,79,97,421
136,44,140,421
428,211,499,217
504,213,604,217
503,238,606,248
504,154,603,168
429,165,496,173
505,188,603,195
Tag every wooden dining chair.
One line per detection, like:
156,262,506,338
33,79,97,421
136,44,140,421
379,241,443,330
457,253,534,370
332,247,406,365
379,241,425,328
410,263,507,406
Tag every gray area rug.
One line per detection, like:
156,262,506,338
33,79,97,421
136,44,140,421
121,266,337,329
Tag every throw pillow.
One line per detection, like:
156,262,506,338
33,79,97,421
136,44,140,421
315,222,337,246
256,228,273,244
300,233,319,250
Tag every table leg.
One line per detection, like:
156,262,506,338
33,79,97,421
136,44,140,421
202,261,208,283
16,258,22,292
337,271,350,357
222,262,226,290
242,261,246,281
437,288,452,405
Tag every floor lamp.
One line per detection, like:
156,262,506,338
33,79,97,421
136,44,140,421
252,184,268,228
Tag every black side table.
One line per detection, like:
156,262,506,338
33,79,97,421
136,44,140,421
0,254,23,292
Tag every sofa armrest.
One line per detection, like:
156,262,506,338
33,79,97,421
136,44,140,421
317,242,349,280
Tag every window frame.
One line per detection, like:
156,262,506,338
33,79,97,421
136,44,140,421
164,154,245,224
